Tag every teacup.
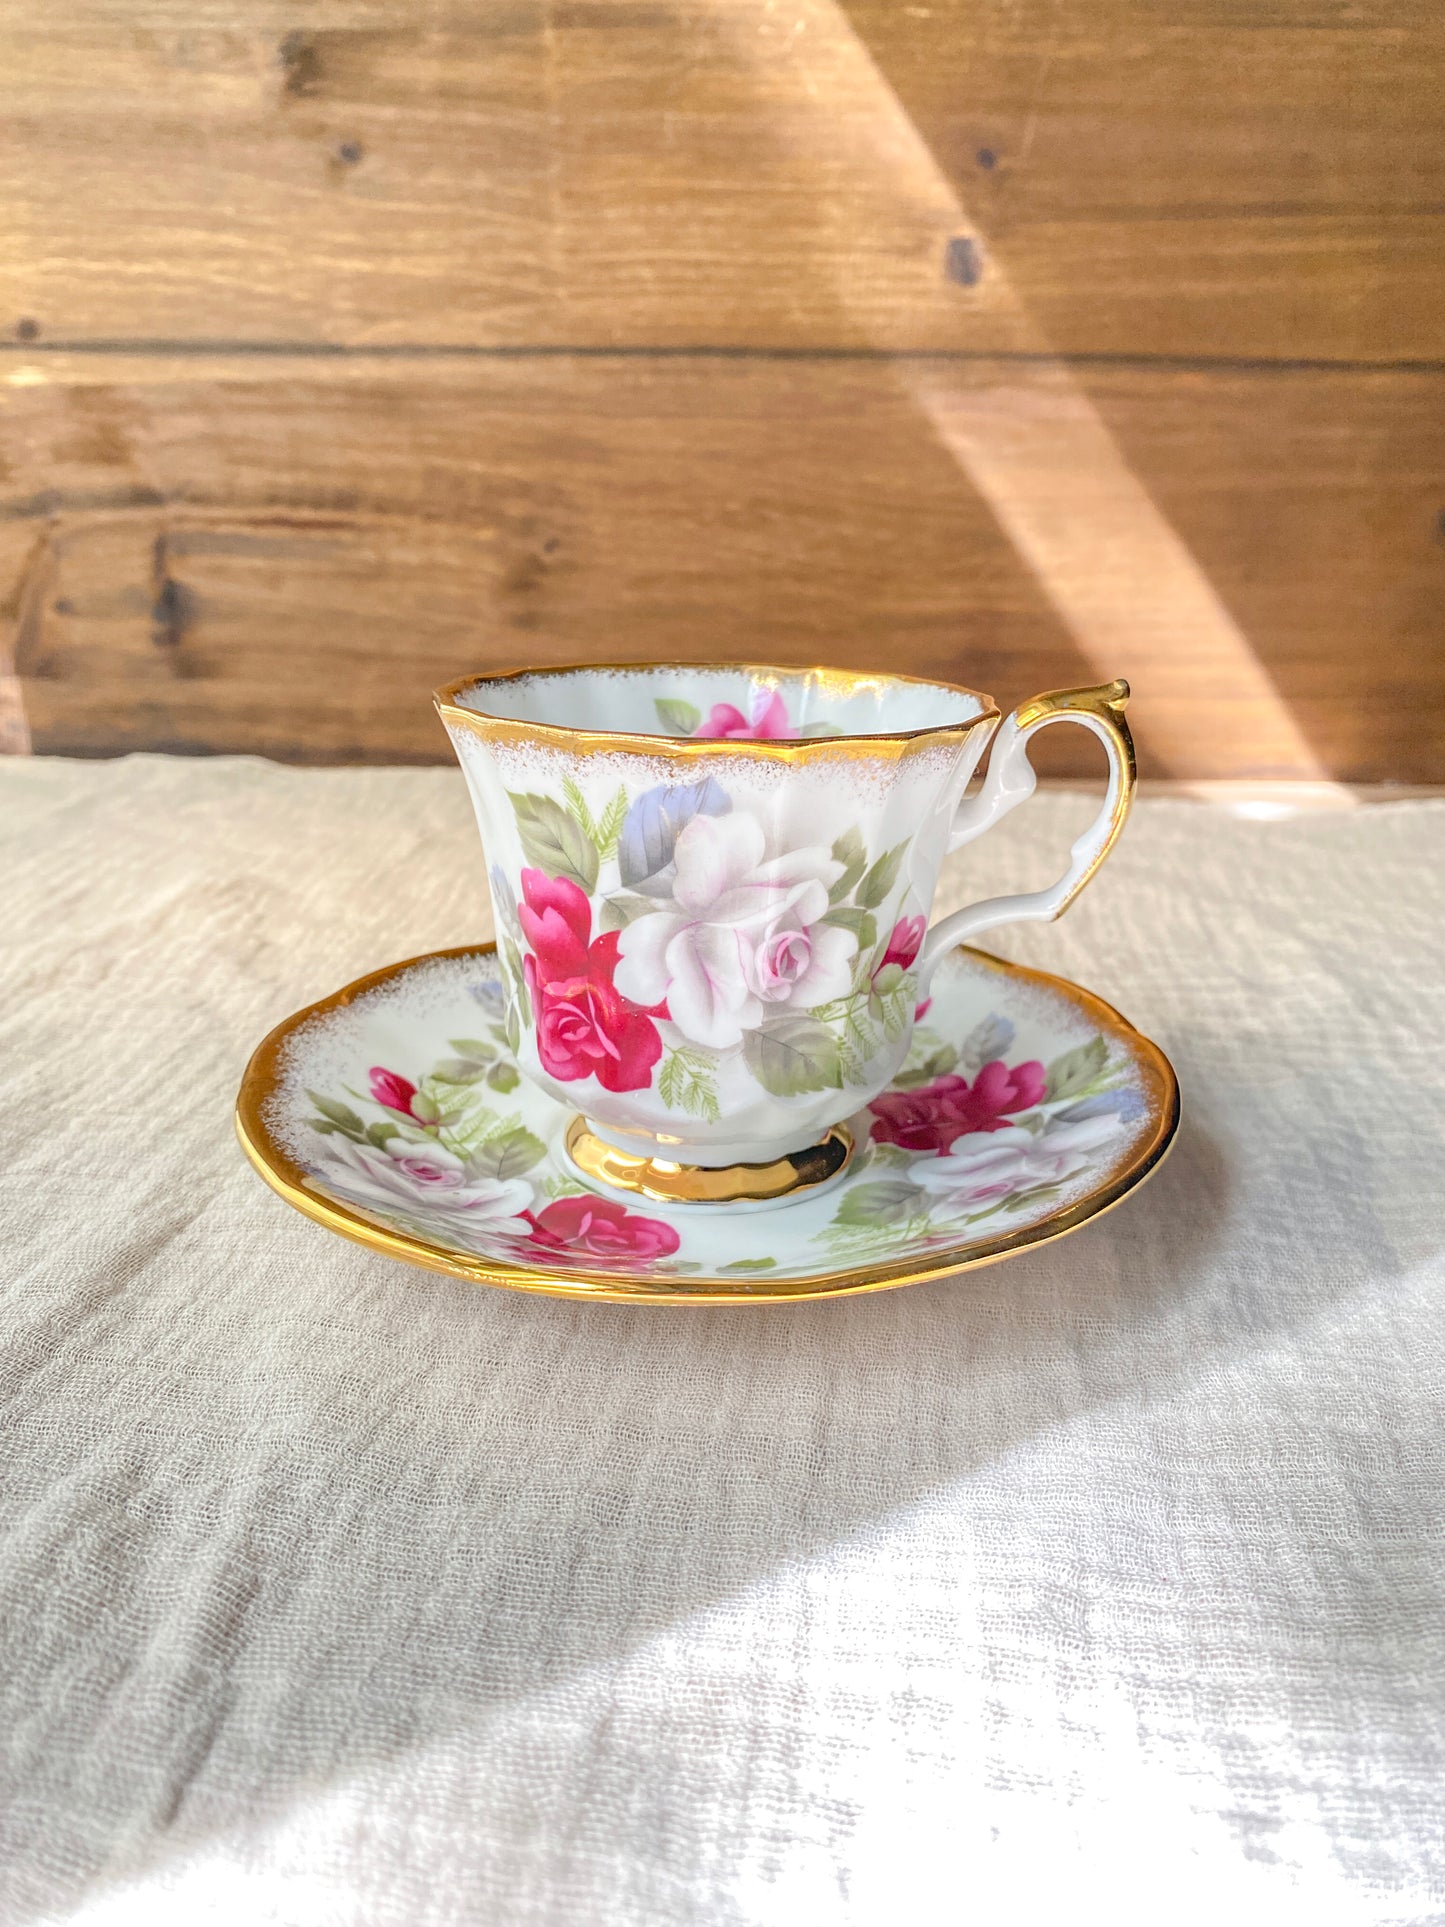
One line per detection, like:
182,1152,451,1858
436,663,1134,1206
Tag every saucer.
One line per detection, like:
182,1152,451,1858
236,944,1179,1304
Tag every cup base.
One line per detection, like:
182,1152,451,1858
563,1114,855,1209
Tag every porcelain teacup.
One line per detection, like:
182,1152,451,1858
436,663,1134,1206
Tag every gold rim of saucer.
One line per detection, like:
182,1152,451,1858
234,942,1182,1307
563,1114,854,1205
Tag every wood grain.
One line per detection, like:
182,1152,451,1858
1,0,1441,777
1,0,1441,359
6,352,1442,780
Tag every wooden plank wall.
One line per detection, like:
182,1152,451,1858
2,0,1442,779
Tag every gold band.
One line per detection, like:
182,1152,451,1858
563,1114,855,1205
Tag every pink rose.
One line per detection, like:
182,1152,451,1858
869,1058,1047,1154
519,869,665,1094
525,1195,681,1264
879,915,925,973
369,1067,423,1119
694,689,793,740
746,926,817,1003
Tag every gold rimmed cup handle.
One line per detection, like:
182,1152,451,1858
916,680,1136,988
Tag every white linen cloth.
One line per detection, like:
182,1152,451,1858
1,755,1441,1927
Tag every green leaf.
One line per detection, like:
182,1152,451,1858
308,1117,350,1138
599,891,658,933
658,1046,721,1122
742,1014,843,1097
893,1042,959,1089
433,1056,489,1085
1044,1035,1109,1103
595,786,629,860
486,1061,520,1093
448,1037,496,1059
822,905,877,950
834,1179,926,1228
410,1090,440,1125
501,935,531,1023
871,962,905,995
721,1257,777,1273
561,775,599,845
307,1092,365,1134
472,1126,547,1182
654,697,701,735
855,842,907,910
506,791,599,893
365,1120,400,1147
828,827,868,904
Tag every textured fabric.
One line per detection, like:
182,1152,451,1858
1,755,1442,1927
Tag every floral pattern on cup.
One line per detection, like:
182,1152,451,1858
495,774,922,1120
651,689,843,742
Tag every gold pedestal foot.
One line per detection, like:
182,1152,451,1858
564,1115,854,1206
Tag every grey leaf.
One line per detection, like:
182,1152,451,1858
960,1013,1015,1074
618,778,731,886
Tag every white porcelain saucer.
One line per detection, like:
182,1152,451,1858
236,944,1179,1304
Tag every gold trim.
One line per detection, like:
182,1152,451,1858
564,1114,854,1204
234,943,1181,1306
434,659,999,764
1015,679,1137,911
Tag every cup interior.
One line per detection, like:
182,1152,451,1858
443,664,991,741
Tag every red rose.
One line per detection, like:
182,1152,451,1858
526,1195,681,1264
518,868,664,1093
369,1067,422,1118
879,915,926,973
869,1058,1047,1153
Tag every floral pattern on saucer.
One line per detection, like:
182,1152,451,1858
243,945,1177,1299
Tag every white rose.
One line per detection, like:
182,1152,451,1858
316,1136,534,1243
613,811,858,1050
914,1113,1122,1213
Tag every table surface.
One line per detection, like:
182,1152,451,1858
2,756,1443,1925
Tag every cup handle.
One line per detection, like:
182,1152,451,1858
916,680,1136,989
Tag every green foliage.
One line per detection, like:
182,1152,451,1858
855,842,907,910
721,1257,778,1273
307,1093,366,1137
822,905,877,951
1043,1035,1109,1103
594,787,629,860
506,790,599,893
658,1046,721,1122
501,935,531,1023
561,776,599,845
833,1178,926,1228
471,1125,547,1182
654,697,701,735
742,1014,843,1097
599,891,657,933
892,1041,958,1090
487,1061,520,1093
828,827,868,904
